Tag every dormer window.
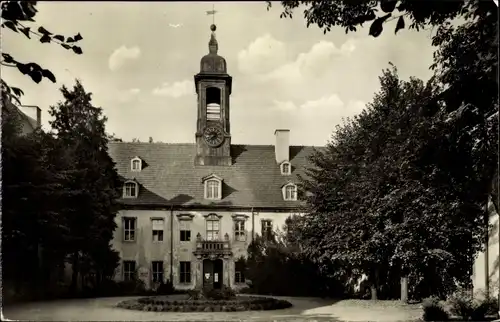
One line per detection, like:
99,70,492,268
202,174,223,200
280,161,291,175
282,183,297,201
123,180,139,198
131,157,142,172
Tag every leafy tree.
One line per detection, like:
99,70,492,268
268,0,484,37
299,65,494,300
107,133,123,142
48,80,121,293
1,1,83,104
243,217,344,297
1,104,72,297
272,0,498,300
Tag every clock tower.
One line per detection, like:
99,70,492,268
194,24,233,166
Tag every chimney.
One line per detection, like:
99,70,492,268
274,129,290,164
20,105,41,128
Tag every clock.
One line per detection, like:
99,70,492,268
203,126,224,147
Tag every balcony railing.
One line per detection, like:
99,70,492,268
194,233,232,255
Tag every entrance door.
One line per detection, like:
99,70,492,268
202,259,223,289
213,259,223,289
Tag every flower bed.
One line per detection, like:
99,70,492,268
117,295,293,312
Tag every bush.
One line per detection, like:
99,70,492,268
157,280,175,295
117,295,293,312
470,296,498,321
448,289,475,320
422,296,449,321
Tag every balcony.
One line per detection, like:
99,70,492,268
193,233,232,259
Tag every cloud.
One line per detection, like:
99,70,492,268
152,80,193,98
263,40,356,82
108,46,141,71
273,94,365,118
237,34,288,75
115,88,141,103
129,88,140,95
238,34,356,84
270,95,366,144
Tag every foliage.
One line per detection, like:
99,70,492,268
188,285,236,300
120,295,292,312
157,280,175,295
2,106,73,296
447,287,499,321
243,218,346,298
268,0,488,37
47,80,122,293
1,1,84,104
297,61,496,300
422,296,449,321
2,79,121,300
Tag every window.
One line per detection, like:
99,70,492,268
206,87,221,120
179,261,191,283
152,261,163,283
123,261,136,281
205,179,220,199
284,184,297,201
261,220,273,240
206,214,220,241
131,157,142,171
124,181,138,198
235,261,245,284
234,220,245,242
281,162,291,175
152,219,164,242
123,217,136,241
180,220,191,242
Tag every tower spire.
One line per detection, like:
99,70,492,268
206,5,218,54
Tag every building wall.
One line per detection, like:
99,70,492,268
111,208,299,290
472,197,500,298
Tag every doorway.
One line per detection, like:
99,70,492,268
202,259,223,289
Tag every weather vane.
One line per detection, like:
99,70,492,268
206,4,218,26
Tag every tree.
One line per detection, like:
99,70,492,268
1,1,84,104
268,0,482,37
48,80,121,293
1,103,73,297
298,65,493,300
272,0,498,300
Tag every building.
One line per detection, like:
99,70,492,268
472,194,499,299
2,95,41,135
109,24,317,291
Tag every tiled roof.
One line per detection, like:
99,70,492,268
108,142,320,209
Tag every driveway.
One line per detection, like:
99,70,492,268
3,295,423,321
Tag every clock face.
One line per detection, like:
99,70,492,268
203,126,224,147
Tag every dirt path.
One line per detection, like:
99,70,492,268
3,295,423,321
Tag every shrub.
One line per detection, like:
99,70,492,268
470,296,498,321
422,296,449,321
157,280,175,295
117,295,293,312
448,289,475,320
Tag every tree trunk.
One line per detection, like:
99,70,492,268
400,276,408,303
369,268,379,300
370,284,378,300
70,252,79,295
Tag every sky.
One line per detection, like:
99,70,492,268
2,1,438,146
